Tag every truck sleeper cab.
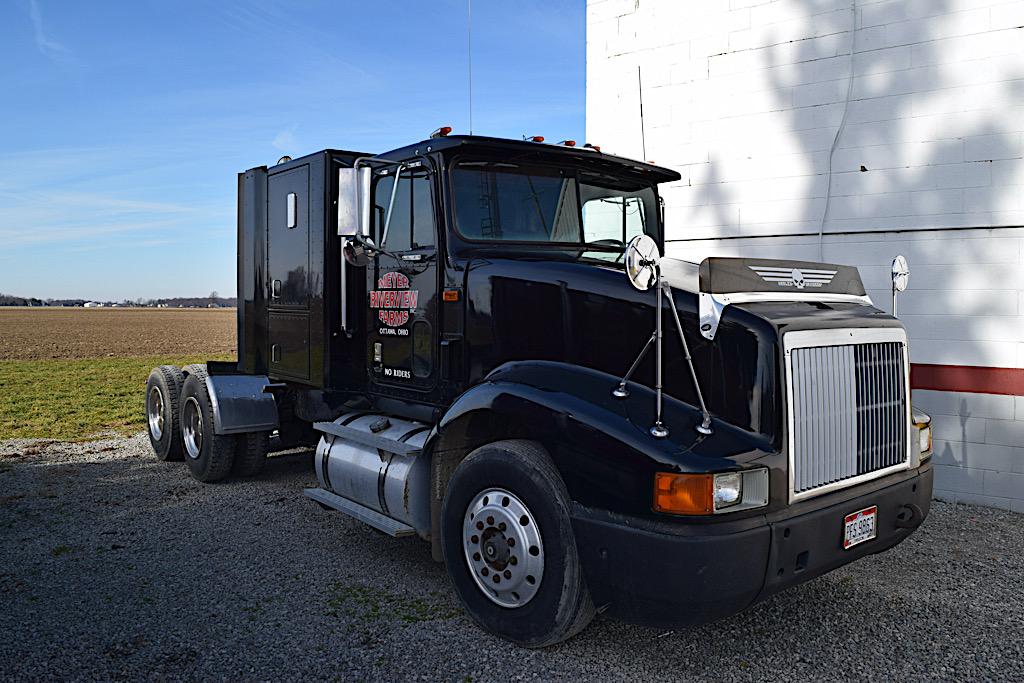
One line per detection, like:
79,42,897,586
144,134,934,647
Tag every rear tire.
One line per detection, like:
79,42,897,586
179,372,236,483
181,363,206,377
145,366,185,462
233,432,269,477
441,440,595,648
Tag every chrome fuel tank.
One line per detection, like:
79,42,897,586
313,413,431,535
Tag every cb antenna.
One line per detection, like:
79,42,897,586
467,0,474,134
638,65,647,160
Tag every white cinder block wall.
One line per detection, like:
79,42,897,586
587,0,1024,510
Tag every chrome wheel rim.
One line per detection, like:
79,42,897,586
462,488,544,608
147,386,165,441
182,396,203,459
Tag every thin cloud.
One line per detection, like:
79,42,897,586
272,127,298,152
28,0,71,62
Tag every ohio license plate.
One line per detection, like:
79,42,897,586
843,506,877,550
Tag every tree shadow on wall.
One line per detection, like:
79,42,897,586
681,0,1023,281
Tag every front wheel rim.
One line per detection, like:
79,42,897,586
462,488,544,608
182,396,203,459
147,386,165,441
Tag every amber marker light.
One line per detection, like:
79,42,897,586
653,473,714,515
443,289,460,302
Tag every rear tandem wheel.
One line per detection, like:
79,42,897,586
179,370,236,483
145,365,186,462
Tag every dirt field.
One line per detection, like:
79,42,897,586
0,308,235,440
0,308,235,360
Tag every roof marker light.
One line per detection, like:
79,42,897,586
430,126,453,139
524,135,545,143
559,140,576,147
583,143,601,152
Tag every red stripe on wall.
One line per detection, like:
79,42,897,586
910,363,1024,396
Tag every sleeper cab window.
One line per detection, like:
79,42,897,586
286,192,297,228
372,165,436,252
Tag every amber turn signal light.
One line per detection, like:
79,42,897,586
442,289,460,302
653,472,714,515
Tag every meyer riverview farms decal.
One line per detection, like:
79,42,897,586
370,271,419,334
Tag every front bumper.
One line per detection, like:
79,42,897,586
571,464,932,628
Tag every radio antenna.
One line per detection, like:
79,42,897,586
638,65,647,160
467,0,474,134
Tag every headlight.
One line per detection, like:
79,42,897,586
912,407,933,460
654,468,769,515
917,424,932,459
713,472,743,509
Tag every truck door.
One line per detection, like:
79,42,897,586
366,162,440,397
267,165,311,382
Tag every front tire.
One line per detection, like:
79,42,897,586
145,366,185,462
441,440,595,648
179,371,236,483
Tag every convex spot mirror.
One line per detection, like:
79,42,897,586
337,166,372,237
892,254,909,292
624,234,661,291
343,238,372,267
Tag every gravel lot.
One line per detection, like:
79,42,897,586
1,435,1021,682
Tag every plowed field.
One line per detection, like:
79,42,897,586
0,308,235,360
0,308,235,439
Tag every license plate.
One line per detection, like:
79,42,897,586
843,505,877,550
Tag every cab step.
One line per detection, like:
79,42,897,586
303,488,416,538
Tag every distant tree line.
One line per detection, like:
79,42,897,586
0,292,237,308
0,293,55,306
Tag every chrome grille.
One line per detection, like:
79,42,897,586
790,339,908,498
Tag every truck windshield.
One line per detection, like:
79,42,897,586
451,161,660,248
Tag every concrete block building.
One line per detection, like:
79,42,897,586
587,0,1024,510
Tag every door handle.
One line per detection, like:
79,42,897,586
272,279,282,298
440,339,450,379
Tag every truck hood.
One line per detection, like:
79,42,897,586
462,254,901,452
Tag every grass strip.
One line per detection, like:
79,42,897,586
0,355,232,441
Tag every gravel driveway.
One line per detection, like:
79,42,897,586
1,435,1021,682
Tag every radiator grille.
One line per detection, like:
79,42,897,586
791,341,908,496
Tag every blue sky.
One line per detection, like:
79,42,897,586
0,0,584,300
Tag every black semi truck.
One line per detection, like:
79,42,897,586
145,132,934,647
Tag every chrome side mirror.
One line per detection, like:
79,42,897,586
337,166,372,237
891,254,909,316
624,234,661,291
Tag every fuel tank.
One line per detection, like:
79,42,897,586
313,413,431,532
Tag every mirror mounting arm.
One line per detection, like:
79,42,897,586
664,284,713,435
380,163,406,246
614,233,714,438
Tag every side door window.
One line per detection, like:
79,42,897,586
373,166,436,252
